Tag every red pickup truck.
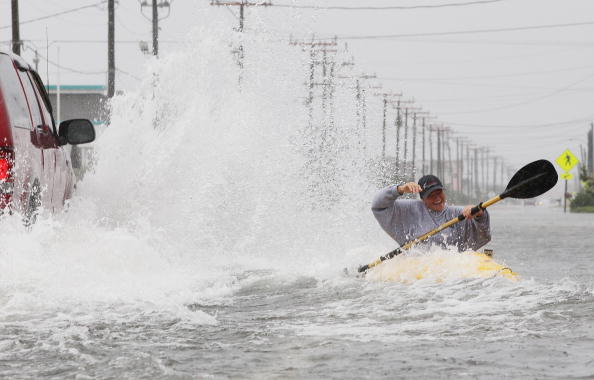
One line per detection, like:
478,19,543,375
0,50,96,225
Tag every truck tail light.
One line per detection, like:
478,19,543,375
0,149,14,209
0,149,14,181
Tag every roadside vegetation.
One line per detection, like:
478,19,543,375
570,166,594,213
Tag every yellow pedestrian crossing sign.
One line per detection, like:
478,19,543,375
560,172,573,180
555,149,579,172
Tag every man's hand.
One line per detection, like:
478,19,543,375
462,205,484,219
397,182,422,195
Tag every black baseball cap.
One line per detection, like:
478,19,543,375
418,175,444,199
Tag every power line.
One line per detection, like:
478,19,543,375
115,13,146,36
116,68,141,81
1,39,185,44
224,5,239,20
29,47,140,80
322,20,594,40
379,77,594,92
273,0,503,10
439,71,594,115
417,92,543,103
378,37,594,48
32,49,104,75
444,116,594,130
443,132,587,147
378,64,594,82
0,1,106,30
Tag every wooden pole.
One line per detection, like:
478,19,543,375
11,0,20,55
107,0,115,97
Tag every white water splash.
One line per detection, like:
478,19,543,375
0,25,379,324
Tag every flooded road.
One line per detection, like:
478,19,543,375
1,29,593,379
1,205,592,379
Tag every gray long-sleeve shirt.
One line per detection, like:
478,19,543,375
372,185,491,252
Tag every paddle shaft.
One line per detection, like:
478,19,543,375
358,195,502,273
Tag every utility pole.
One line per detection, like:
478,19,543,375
139,0,171,127
307,45,315,126
480,147,485,195
152,0,158,55
382,96,387,159
292,37,340,196
587,123,594,175
299,41,339,154
434,126,449,180
352,78,368,155
483,147,489,194
493,156,498,191
466,143,472,199
485,149,491,193
411,113,417,181
11,0,20,55
402,106,422,176
501,159,505,190
395,101,402,165
140,0,172,57
300,44,340,179
434,126,450,182
429,125,434,175
444,129,448,181
420,115,437,177
426,123,447,179
437,127,442,179
108,0,115,98
404,108,409,171
411,111,429,181
460,139,466,195
474,147,480,199
373,91,401,160
446,130,453,188
321,47,337,149
482,147,489,194
422,118,426,175
391,99,415,175
352,74,375,154
291,38,337,129
211,1,271,70
456,138,463,193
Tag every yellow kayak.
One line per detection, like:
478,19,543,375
365,250,517,283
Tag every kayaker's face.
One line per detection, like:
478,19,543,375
423,189,446,212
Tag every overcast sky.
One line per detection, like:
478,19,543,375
1,0,593,185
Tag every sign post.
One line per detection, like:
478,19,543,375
555,149,579,213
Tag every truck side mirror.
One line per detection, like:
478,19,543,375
58,119,96,145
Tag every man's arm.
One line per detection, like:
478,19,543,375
371,182,421,213
371,182,422,242
460,210,491,251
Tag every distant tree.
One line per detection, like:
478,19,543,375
570,166,594,211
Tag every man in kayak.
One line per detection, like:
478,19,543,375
372,175,491,252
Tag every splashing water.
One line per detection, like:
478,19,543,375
1,25,375,322
1,25,593,379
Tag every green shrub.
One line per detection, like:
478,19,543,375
570,190,594,209
570,166,594,211
571,206,594,213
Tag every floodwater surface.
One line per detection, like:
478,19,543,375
1,206,592,379
1,28,593,379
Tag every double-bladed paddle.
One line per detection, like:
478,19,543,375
358,159,558,273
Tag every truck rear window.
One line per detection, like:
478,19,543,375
0,54,32,130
